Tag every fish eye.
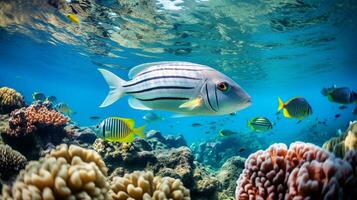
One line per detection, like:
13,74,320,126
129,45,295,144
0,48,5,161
217,82,230,92
96,125,99,128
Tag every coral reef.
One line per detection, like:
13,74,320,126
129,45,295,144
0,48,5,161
110,170,190,200
1,103,69,159
0,144,27,182
323,120,357,157
146,130,187,149
191,134,265,169
93,131,219,200
235,142,357,200
0,87,25,114
1,144,111,200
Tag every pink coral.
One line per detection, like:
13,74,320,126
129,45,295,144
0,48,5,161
236,142,356,200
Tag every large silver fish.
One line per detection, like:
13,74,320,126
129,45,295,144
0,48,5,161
98,61,251,116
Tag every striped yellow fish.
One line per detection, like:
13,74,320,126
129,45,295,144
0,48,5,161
95,117,145,143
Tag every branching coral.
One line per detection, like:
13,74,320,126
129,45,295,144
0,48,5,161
0,87,25,114
110,171,190,200
6,104,68,137
1,144,111,200
323,121,357,157
2,104,69,159
235,142,356,200
0,144,27,182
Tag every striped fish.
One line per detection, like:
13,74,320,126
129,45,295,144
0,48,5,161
95,117,145,143
278,97,313,121
247,117,273,132
98,61,251,116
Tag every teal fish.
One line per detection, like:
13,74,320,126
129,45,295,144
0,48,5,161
56,103,73,116
322,86,357,104
46,96,57,103
32,92,46,101
219,129,238,137
142,112,163,122
248,117,273,132
277,97,312,121
95,117,145,143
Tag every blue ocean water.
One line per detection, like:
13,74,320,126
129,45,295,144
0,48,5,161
0,0,357,147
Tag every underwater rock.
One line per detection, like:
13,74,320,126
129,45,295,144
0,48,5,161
1,144,111,200
146,130,188,149
110,170,191,200
216,156,245,200
235,142,357,200
64,124,97,145
323,120,357,158
191,135,264,169
1,103,69,160
0,87,25,114
0,144,27,182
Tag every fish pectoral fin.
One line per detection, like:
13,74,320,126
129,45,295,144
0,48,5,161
283,109,292,118
179,97,203,110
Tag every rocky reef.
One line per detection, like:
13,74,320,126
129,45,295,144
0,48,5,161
191,133,265,169
92,130,220,200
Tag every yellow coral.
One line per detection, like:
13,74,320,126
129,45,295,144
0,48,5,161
111,171,191,200
323,121,357,157
2,144,111,200
0,87,25,114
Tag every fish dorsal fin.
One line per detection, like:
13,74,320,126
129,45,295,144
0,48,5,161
128,98,152,110
113,117,135,128
128,61,194,79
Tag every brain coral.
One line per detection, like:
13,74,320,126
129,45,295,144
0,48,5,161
110,171,191,200
236,142,355,200
323,121,357,157
0,144,27,181
0,87,25,114
1,144,111,200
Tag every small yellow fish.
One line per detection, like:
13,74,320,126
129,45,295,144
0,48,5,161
66,14,80,24
95,117,145,143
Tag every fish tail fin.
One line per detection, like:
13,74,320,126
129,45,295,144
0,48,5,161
278,97,284,112
134,125,146,139
98,68,126,107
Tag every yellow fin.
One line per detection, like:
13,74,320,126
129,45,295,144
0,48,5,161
278,97,284,112
121,133,135,143
113,117,135,128
134,125,146,139
283,109,292,118
179,97,203,110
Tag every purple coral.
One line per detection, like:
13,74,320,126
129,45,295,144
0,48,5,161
236,142,356,200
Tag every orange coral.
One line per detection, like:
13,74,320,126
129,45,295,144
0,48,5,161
6,104,68,137
0,87,25,114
